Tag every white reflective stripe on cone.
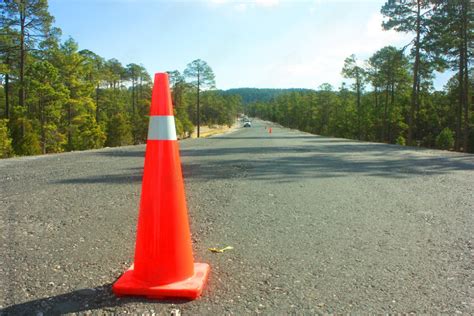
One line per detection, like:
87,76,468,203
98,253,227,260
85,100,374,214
147,116,177,140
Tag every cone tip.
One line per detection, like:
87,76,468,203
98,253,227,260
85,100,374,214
154,72,168,81
150,72,173,116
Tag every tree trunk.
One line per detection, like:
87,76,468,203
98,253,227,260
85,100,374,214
95,85,100,123
67,102,72,149
19,1,26,109
356,76,361,140
408,0,421,146
139,76,143,101
40,100,45,154
462,0,469,152
375,86,382,140
5,71,9,119
455,35,464,151
197,71,201,138
132,78,135,114
390,81,395,142
384,85,389,142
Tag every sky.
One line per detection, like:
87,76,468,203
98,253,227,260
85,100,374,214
48,0,452,90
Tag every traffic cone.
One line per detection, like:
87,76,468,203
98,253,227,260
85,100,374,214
112,73,210,300
269,127,272,134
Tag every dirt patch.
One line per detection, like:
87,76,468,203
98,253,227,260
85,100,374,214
190,121,238,138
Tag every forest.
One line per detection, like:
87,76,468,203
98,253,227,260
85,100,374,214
246,0,472,152
1,1,472,158
0,1,240,158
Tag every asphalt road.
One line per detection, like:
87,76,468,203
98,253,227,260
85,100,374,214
1,119,473,315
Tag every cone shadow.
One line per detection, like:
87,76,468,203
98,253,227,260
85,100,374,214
0,284,191,315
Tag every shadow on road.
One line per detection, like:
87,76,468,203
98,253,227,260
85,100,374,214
210,135,317,140
93,149,145,158
49,138,474,185
53,169,143,185
180,142,474,182
0,284,190,315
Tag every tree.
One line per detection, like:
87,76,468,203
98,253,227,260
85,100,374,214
436,127,454,150
78,49,105,123
1,0,54,109
106,112,132,147
167,70,194,138
126,63,143,115
0,119,13,157
428,0,472,151
0,25,19,119
183,59,215,138
26,60,67,153
342,54,365,139
381,0,433,145
9,106,41,155
368,46,410,142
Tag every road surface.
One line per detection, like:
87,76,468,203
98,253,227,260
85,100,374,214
1,119,473,314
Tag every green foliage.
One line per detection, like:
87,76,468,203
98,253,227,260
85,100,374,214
201,91,240,127
183,59,216,89
395,135,406,146
436,128,454,150
70,113,105,150
0,119,14,158
222,88,311,105
9,107,41,156
26,60,68,153
0,0,471,158
183,59,218,137
106,113,133,147
43,122,66,153
174,117,184,139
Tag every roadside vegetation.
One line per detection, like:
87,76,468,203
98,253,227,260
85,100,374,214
245,1,472,153
0,1,240,158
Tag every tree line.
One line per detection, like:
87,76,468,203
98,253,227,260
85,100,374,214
222,88,313,105
247,0,472,152
0,0,240,158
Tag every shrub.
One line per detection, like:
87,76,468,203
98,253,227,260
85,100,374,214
395,135,406,146
0,119,14,158
9,112,41,156
175,117,184,139
436,127,454,150
106,113,133,147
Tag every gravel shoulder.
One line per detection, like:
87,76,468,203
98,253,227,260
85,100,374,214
1,119,473,315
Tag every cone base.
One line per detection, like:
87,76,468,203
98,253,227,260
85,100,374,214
112,263,210,300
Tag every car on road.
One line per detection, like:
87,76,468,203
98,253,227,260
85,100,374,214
243,121,252,127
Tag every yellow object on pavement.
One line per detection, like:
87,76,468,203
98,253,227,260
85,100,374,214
208,246,234,253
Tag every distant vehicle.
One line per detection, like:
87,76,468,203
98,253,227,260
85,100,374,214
243,121,252,127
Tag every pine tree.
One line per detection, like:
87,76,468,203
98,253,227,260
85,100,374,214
428,0,472,151
381,0,433,145
184,59,216,137
1,0,54,109
342,54,366,139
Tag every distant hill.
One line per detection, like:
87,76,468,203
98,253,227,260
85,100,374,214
220,88,313,105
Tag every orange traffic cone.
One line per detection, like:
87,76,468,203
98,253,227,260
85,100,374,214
112,73,210,300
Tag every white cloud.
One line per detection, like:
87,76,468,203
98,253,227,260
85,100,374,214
234,3,248,11
254,0,280,7
205,2,415,89
224,12,413,89
208,0,280,10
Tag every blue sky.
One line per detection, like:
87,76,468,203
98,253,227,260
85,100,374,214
48,0,451,90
